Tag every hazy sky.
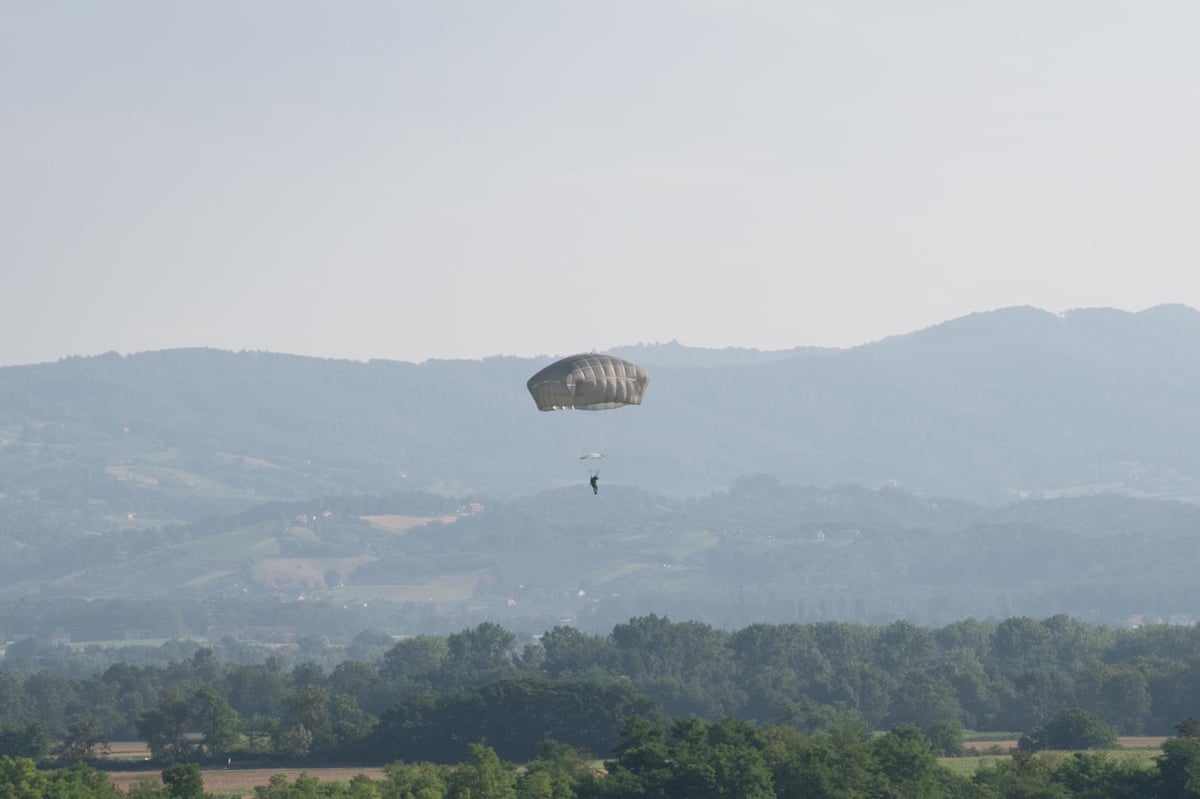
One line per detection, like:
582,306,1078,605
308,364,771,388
4,2,1200,366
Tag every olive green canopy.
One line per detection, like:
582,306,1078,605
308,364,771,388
527,353,650,411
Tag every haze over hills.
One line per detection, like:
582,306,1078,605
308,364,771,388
2,304,1199,633
2,303,1199,507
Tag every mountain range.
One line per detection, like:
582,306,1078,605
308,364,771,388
3,304,1199,510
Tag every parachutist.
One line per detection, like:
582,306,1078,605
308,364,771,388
527,354,647,496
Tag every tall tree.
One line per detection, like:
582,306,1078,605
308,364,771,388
192,687,241,759
447,744,516,799
137,689,195,763
60,716,109,762
1157,734,1200,798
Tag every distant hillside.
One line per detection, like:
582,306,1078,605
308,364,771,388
3,304,1198,512
4,307,1200,630
3,479,1199,631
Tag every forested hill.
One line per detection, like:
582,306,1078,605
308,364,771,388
4,477,1200,629
2,304,1200,508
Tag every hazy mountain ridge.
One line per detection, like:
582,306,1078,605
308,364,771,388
2,304,1199,507
608,340,835,367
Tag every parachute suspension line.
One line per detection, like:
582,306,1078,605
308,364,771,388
527,353,649,492
580,451,604,480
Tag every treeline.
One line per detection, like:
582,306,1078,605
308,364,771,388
7,615,1200,765
9,719,1200,798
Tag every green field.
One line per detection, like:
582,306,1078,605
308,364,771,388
68,638,204,650
940,745,1164,776
330,573,480,602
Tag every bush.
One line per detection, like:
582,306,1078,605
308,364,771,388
1019,708,1118,751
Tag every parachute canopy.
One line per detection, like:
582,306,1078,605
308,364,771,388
527,353,650,411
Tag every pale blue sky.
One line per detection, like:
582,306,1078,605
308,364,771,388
4,1,1199,365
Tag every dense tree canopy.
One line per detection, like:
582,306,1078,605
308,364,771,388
8,616,1200,775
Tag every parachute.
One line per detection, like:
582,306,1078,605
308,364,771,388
526,353,650,411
